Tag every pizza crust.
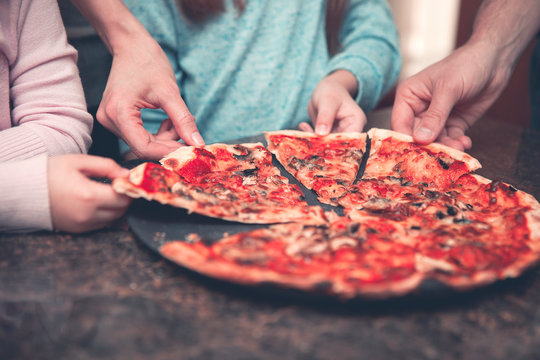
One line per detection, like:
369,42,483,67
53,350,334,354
160,240,427,299
160,142,269,172
264,129,364,140
367,128,482,171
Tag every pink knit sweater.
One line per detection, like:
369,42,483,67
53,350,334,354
0,0,93,232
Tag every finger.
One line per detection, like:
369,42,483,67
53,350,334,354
445,125,466,139
96,100,119,135
391,85,421,136
333,116,365,133
76,155,130,179
156,118,181,141
444,123,472,150
160,94,205,147
83,177,133,208
438,136,466,151
120,114,181,160
298,122,314,132
413,88,458,144
334,101,366,133
314,100,339,136
78,206,131,233
459,135,472,150
307,101,316,123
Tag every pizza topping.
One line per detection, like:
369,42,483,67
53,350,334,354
179,157,212,182
438,158,450,170
116,129,540,299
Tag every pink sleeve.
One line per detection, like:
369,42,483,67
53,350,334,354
0,0,92,161
0,155,52,232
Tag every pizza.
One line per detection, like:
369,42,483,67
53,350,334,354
160,214,424,298
264,130,366,205
114,128,540,299
113,143,326,224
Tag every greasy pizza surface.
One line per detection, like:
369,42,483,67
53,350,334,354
113,144,326,224
113,129,540,299
265,130,366,205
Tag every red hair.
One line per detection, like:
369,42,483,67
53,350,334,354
175,0,347,55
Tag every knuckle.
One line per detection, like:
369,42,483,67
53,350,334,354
424,108,447,125
96,106,106,123
78,188,96,203
101,158,117,169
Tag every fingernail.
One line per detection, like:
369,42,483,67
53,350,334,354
415,127,433,140
316,124,328,135
192,133,205,146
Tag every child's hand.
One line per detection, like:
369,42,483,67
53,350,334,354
48,155,132,233
299,70,366,134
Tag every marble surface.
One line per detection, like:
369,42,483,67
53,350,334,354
1,117,539,360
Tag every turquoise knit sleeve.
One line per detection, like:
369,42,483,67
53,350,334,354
326,0,401,112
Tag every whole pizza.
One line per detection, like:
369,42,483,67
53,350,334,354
113,128,540,299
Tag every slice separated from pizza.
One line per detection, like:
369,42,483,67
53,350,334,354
335,128,483,211
113,143,327,224
264,130,367,205
364,128,481,188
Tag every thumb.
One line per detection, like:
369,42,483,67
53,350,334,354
77,155,130,179
413,89,457,144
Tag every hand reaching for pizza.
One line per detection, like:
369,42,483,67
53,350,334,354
299,70,367,135
48,154,132,233
123,118,183,160
391,42,513,151
96,32,205,160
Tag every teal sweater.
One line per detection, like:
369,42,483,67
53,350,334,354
125,0,401,144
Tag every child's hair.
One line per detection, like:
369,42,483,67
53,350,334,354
176,0,348,55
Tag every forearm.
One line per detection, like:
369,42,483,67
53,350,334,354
68,0,154,55
9,0,93,157
468,0,540,69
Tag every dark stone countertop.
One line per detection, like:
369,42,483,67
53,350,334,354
1,118,540,360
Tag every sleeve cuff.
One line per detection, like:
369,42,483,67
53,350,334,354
0,155,53,232
326,55,382,112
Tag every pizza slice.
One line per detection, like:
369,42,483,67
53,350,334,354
346,197,540,292
364,128,481,189
160,143,277,182
412,204,540,289
160,214,425,299
264,130,367,204
113,153,327,224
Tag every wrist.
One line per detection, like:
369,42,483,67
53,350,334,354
461,39,514,79
325,69,358,98
71,0,152,55
101,14,152,56
467,0,540,71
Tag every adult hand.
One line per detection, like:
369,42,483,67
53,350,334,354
391,42,513,151
48,154,132,233
299,70,366,134
97,35,204,160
